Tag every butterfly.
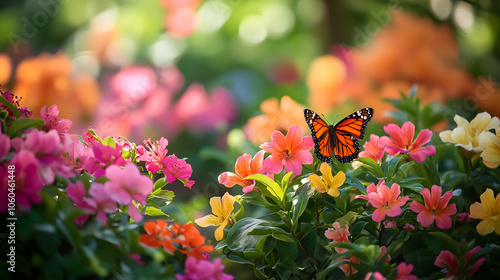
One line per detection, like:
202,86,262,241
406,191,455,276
304,108,374,163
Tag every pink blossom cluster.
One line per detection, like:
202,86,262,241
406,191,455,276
359,121,436,163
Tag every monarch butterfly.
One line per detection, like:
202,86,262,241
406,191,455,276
304,108,374,163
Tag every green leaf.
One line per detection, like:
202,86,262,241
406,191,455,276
281,171,294,193
246,174,284,201
354,157,384,178
429,232,459,257
153,178,168,192
0,95,21,118
144,206,168,216
102,136,116,148
291,184,312,231
7,118,43,137
226,218,268,252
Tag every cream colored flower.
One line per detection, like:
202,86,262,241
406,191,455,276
440,112,499,158
479,128,500,169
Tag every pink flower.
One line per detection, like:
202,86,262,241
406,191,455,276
86,183,118,223
174,84,238,133
90,142,127,178
260,125,314,176
136,137,169,173
325,222,350,254
0,150,43,212
66,181,87,208
218,151,266,193
359,134,385,162
379,121,436,162
365,272,386,280
162,155,195,188
160,0,201,38
16,129,73,183
175,256,233,280
41,105,72,139
434,246,486,278
410,185,457,229
0,90,32,118
0,133,10,159
395,262,418,280
61,134,94,174
104,164,153,205
355,179,386,204
367,182,409,222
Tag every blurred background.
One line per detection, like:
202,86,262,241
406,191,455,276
1,0,500,276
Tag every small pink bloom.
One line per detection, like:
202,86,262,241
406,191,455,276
456,212,473,225
104,164,153,205
175,256,234,280
67,181,87,208
435,246,486,278
218,150,265,193
378,246,391,263
86,183,118,223
18,129,74,183
260,125,314,176
355,179,386,204
403,223,416,232
0,134,11,158
0,90,32,118
325,222,351,254
127,202,143,222
41,105,73,139
379,121,436,162
364,272,386,280
61,134,94,174
395,263,418,280
367,182,409,222
383,220,397,228
410,185,457,229
162,155,195,188
137,137,169,173
359,134,385,162
1,150,43,212
90,142,127,178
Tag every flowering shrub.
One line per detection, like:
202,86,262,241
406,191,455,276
0,90,231,279
194,90,500,279
2,84,500,279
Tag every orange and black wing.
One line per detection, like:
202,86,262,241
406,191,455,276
332,108,374,163
304,109,333,163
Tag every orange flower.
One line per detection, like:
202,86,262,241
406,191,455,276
13,52,100,123
245,95,307,145
138,219,176,253
171,223,214,260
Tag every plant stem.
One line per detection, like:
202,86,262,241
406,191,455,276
297,239,317,274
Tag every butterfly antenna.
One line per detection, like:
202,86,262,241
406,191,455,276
321,113,330,125
332,114,338,125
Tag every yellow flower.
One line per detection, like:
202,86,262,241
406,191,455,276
308,163,346,197
194,192,235,241
479,129,500,169
469,188,500,236
439,112,500,158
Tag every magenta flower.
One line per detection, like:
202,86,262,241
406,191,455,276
379,121,436,162
15,129,73,183
364,272,385,280
162,155,195,188
0,90,32,118
359,134,385,162
41,105,73,139
410,185,457,229
260,125,314,176
136,137,169,174
61,134,95,174
175,256,234,280
0,150,43,212
0,133,10,159
367,182,409,222
434,246,486,278
86,183,118,223
104,164,153,205
395,263,418,280
66,181,88,209
90,142,127,178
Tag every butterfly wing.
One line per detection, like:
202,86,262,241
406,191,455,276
333,108,374,163
304,109,333,163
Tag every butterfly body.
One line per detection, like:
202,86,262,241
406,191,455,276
304,108,374,163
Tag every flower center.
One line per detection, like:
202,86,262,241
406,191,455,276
284,149,291,160
384,201,391,209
